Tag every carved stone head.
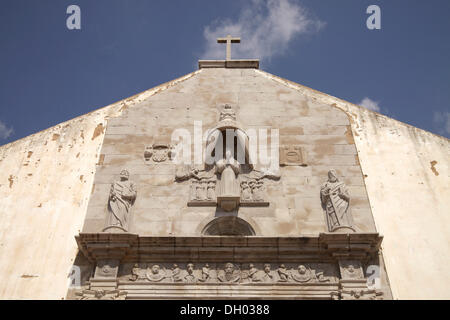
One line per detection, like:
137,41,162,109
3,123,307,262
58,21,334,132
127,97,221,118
298,265,307,274
224,263,235,274
120,169,130,181
151,265,160,274
187,263,195,274
328,169,338,183
264,264,271,273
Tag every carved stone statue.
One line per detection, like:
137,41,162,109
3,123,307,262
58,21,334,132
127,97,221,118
320,169,354,232
104,170,137,232
215,150,241,211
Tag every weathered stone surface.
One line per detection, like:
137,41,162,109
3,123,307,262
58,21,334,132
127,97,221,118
0,64,448,299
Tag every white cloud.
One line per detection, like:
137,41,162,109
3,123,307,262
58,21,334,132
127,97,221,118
432,111,450,136
201,0,325,61
0,120,13,140
359,97,381,112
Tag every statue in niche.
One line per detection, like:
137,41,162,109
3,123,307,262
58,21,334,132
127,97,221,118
215,150,241,211
320,169,354,232
292,265,312,283
218,263,241,283
104,169,137,232
184,263,197,283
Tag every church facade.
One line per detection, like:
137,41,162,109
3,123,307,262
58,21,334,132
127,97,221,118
0,52,448,299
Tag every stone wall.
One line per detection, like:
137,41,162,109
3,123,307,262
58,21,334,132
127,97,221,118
0,71,199,299
82,68,375,236
259,70,450,299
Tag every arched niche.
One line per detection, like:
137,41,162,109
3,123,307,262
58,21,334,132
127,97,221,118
201,216,256,236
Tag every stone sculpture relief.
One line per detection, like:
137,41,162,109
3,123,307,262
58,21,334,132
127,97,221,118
320,169,354,232
217,263,241,283
240,178,267,204
279,145,307,166
189,180,216,204
103,169,137,232
144,143,174,163
175,103,279,211
339,260,365,280
146,264,166,282
119,262,337,284
76,289,127,300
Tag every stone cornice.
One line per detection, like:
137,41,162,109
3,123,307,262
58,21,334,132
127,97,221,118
76,233,382,263
198,59,259,69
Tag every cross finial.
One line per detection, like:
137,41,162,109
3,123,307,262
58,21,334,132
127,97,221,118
217,35,241,61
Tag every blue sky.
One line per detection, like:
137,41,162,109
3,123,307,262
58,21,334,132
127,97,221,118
0,0,449,144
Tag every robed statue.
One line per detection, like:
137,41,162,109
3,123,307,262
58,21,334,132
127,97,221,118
215,149,241,211
105,169,137,232
320,169,354,232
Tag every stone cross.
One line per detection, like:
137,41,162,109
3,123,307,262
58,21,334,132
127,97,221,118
217,35,241,60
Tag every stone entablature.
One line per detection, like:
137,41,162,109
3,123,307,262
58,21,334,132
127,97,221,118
74,233,383,300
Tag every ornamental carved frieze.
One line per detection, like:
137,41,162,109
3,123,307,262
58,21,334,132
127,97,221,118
118,262,338,284
76,289,127,300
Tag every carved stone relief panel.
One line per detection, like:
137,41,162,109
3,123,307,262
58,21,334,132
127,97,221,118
94,260,119,279
279,145,307,166
76,289,127,300
144,143,174,163
338,260,365,280
239,178,269,206
118,262,339,284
